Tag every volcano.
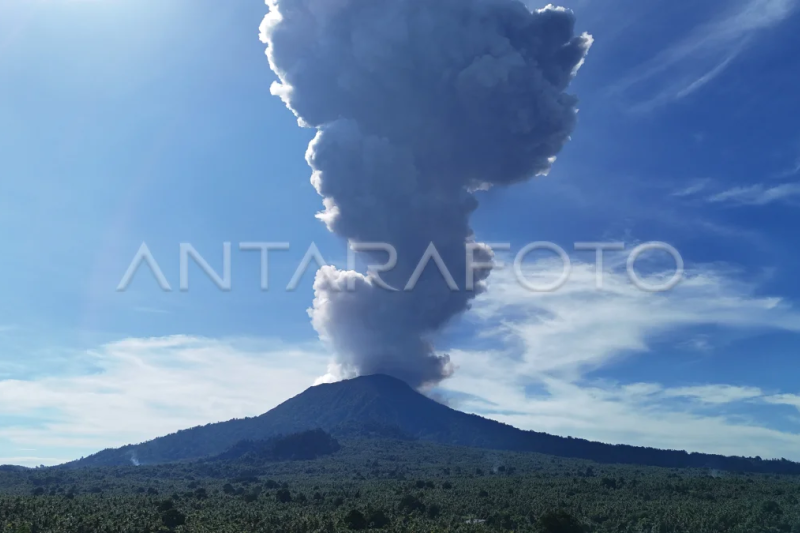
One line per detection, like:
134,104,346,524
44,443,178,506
68,374,800,475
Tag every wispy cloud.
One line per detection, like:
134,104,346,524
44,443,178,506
611,0,796,111
663,384,764,404
0,456,66,467
707,182,800,205
441,255,800,459
468,257,798,377
445,371,800,459
775,158,800,179
765,394,800,411
0,336,329,465
671,175,800,206
671,179,711,198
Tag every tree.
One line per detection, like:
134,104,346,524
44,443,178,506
538,510,585,533
161,509,186,530
344,509,367,530
367,509,391,528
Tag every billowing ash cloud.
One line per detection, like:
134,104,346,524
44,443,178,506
261,0,591,388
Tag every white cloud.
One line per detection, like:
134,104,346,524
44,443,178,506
663,384,763,404
441,255,800,459
670,175,800,206
707,182,800,205
671,179,711,198
445,372,800,459
0,335,330,465
612,0,796,111
0,457,66,467
468,257,798,378
766,394,800,411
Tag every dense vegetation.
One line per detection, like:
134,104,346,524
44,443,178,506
211,430,341,463
3,436,800,532
68,375,800,476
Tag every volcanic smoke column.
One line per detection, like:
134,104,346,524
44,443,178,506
261,0,591,388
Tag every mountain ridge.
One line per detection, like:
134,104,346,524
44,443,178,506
65,374,800,474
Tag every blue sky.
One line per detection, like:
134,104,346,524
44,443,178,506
1,0,800,466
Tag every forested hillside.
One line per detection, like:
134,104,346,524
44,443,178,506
2,437,799,532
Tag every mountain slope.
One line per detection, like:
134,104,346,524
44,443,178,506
67,374,800,474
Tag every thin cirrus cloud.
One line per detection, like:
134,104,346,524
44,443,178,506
662,384,764,404
441,255,800,459
670,179,711,198
671,178,800,206
610,0,796,111
707,182,800,206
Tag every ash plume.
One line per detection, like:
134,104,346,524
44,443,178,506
261,0,591,388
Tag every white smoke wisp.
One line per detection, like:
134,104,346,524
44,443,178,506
261,0,592,388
